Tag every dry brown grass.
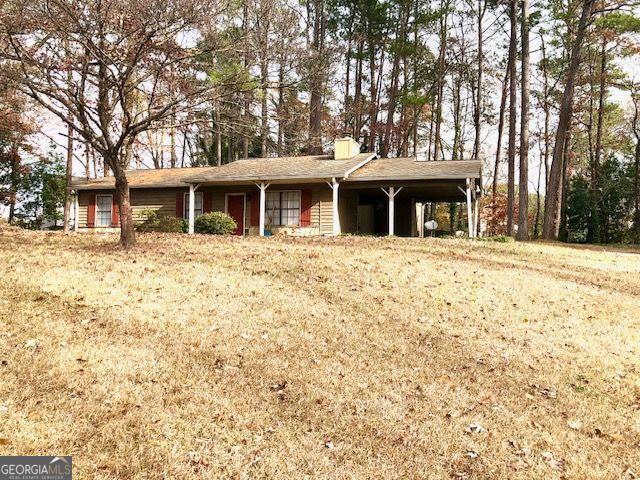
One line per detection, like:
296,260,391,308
0,227,639,479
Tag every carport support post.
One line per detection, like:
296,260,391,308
188,183,196,234
381,186,403,236
388,186,395,236
465,178,474,238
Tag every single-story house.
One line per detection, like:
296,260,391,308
70,137,482,237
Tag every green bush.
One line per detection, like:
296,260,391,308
136,210,184,233
194,211,237,235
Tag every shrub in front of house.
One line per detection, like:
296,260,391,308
194,211,237,235
136,210,184,233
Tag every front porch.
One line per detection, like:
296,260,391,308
184,177,481,238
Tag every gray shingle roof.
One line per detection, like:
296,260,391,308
183,153,376,184
71,154,481,190
346,158,481,181
70,166,214,190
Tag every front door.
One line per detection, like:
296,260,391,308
226,194,245,235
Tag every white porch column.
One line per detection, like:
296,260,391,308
327,178,341,236
473,190,480,238
381,186,403,236
188,183,196,234
256,182,270,237
465,178,474,238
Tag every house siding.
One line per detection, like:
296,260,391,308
77,183,335,236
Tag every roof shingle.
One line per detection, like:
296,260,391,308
347,158,481,181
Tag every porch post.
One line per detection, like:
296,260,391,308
73,191,79,232
327,178,341,236
257,182,270,237
473,190,480,238
188,183,196,234
465,178,474,238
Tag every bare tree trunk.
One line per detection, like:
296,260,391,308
308,0,325,155
433,3,448,162
534,150,542,238
588,38,606,243
558,128,572,242
492,67,509,233
452,72,463,161
472,0,485,161
260,57,269,156
368,41,378,152
63,118,74,232
540,33,551,186
543,0,595,239
354,41,364,142
633,95,640,243
242,0,250,159
516,0,530,241
63,54,74,232
85,145,91,179
8,145,19,224
170,112,177,168
381,5,409,157
216,105,222,166
506,0,517,236
112,158,136,248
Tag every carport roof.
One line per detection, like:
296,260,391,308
346,158,481,182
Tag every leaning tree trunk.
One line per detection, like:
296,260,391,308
111,159,136,248
543,0,595,239
506,0,517,236
516,0,530,241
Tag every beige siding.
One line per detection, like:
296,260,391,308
131,188,186,221
316,186,333,235
77,192,89,228
78,183,336,236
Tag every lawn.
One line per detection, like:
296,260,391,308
0,225,638,479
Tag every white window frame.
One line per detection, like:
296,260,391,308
265,190,301,227
183,192,204,219
96,194,113,227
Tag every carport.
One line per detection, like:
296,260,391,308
341,158,482,237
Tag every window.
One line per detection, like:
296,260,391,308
184,192,204,218
266,191,300,226
96,195,112,227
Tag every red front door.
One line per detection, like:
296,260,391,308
227,195,245,235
